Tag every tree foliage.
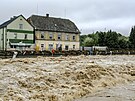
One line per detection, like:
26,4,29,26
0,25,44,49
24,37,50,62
129,26,135,48
81,30,130,49
80,35,87,46
83,37,95,47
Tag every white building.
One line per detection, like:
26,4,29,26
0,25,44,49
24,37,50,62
0,15,34,51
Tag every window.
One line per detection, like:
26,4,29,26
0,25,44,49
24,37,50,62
49,33,53,39
56,44,62,51
14,46,17,48
66,34,69,40
14,33,17,39
19,24,23,29
41,32,45,39
10,45,13,48
24,34,27,39
73,35,76,40
73,45,75,49
58,33,61,40
41,44,44,51
65,45,69,50
41,44,44,48
10,45,16,48
49,44,53,51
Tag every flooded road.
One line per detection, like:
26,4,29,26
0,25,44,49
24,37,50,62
75,81,135,101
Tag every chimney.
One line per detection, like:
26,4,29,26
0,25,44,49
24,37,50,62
13,16,16,18
46,14,49,17
10,16,16,20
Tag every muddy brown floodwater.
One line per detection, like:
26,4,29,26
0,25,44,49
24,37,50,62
74,81,135,101
0,55,135,101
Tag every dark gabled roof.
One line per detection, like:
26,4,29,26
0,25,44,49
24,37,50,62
28,15,80,34
0,15,19,28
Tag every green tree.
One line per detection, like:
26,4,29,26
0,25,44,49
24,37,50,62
83,37,95,47
80,35,87,46
129,26,135,48
80,30,129,49
98,32,106,46
118,36,129,49
105,30,119,48
91,32,99,46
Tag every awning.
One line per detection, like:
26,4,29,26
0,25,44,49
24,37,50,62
10,42,34,46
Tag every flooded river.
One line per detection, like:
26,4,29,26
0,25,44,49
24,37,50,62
0,55,135,101
75,81,135,101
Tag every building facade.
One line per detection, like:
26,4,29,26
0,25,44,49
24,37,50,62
0,15,34,51
28,14,80,51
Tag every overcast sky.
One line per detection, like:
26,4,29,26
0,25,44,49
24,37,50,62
0,0,135,36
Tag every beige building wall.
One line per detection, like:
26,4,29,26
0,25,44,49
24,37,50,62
35,40,80,51
35,31,80,51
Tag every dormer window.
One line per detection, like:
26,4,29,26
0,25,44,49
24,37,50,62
19,24,23,29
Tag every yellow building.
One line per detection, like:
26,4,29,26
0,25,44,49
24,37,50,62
28,14,80,51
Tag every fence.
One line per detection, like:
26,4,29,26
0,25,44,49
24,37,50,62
1,48,135,58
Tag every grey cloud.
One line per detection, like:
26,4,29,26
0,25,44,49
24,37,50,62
0,0,135,36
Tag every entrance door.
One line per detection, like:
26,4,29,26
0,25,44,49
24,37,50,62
65,45,69,50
